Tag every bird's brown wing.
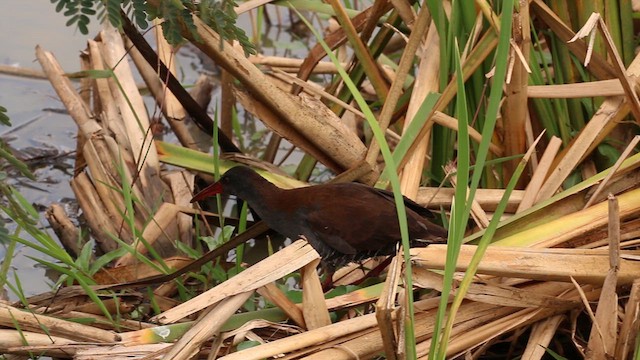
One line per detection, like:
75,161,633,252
375,188,435,218
299,184,406,255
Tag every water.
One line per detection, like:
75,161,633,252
0,0,101,298
0,0,319,301
0,2,211,298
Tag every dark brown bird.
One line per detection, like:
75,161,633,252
191,166,447,270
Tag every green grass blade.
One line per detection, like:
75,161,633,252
292,4,419,356
431,38,470,359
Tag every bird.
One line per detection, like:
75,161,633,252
191,166,447,272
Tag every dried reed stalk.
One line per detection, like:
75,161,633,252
145,0,369,177
162,291,253,360
301,258,331,329
502,0,531,185
585,195,620,359
400,21,439,199
412,245,640,285
154,240,319,324
0,304,119,343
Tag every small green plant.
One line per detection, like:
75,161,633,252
0,105,11,126
0,106,35,275
49,0,256,55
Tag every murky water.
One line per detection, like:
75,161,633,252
0,0,101,298
0,1,210,298
0,2,310,299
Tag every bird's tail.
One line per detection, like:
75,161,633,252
412,223,448,246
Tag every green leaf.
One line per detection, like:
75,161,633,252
542,346,569,360
237,341,262,351
90,247,127,275
54,0,66,13
391,92,441,166
30,257,114,322
76,239,95,272
106,0,123,28
597,143,621,168
0,146,35,180
0,106,11,126
10,188,38,220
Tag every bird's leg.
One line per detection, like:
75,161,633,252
296,234,336,291
350,256,394,286
320,264,336,292
342,256,393,285
327,256,394,289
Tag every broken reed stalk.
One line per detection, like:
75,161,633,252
585,194,621,359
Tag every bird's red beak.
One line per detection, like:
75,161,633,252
190,181,223,203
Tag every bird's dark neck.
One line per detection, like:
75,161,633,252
233,177,284,214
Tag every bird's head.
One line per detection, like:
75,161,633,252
190,166,263,202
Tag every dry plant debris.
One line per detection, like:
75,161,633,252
2,1,640,359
